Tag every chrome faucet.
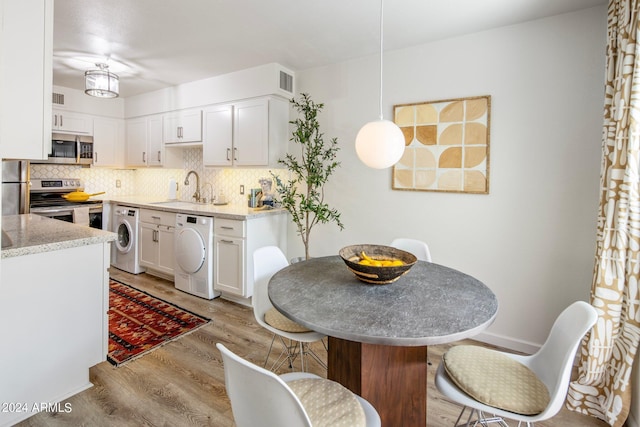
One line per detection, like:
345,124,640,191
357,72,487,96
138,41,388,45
184,170,201,202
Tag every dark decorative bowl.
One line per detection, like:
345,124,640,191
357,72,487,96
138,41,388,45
339,244,418,285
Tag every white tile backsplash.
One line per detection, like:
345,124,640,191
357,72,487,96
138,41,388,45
30,147,289,206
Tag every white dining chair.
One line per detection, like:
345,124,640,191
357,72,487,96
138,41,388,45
390,238,432,262
253,245,327,372
435,301,597,427
217,343,381,427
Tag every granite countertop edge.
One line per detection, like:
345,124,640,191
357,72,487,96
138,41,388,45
1,214,116,259
105,196,287,220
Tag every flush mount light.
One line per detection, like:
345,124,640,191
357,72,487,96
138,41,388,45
85,63,119,98
355,0,405,169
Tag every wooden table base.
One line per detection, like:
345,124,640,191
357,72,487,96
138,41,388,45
328,337,428,427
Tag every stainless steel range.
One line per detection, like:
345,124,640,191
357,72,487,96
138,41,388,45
29,178,103,229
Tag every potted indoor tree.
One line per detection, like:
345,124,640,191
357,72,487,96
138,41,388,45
271,93,344,260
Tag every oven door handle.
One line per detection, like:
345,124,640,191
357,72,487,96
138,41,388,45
31,207,75,215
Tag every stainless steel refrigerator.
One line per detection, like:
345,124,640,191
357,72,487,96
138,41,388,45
2,160,30,215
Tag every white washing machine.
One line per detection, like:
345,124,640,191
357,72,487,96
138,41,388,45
174,213,219,299
112,206,146,274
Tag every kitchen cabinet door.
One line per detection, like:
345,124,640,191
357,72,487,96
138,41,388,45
163,109,202,144
203,105,233,167
126,114,178,167
233,98,269,166
52,109,93,134
0,0,53,160
139,209,176,278
157,225,175,275
139,222,159,267
214,236,245,296
125,118,148,167
93,117,123,167
146,115,164,166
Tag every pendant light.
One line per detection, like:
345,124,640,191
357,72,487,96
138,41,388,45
85,63,119,98
355,0,405,169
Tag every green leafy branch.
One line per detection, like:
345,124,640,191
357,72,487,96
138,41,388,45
272,93,344,260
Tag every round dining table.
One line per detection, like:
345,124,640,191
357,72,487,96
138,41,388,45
269,255,498,427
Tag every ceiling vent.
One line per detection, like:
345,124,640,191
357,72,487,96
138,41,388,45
52,92,65,106
279,71,294,94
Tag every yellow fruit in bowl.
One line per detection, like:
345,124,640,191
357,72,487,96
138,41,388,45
358,251,405,267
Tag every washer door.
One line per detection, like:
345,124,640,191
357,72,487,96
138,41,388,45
115,220,133,253
176,228,206,274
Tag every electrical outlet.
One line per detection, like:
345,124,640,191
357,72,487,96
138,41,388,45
240,185,245,195
116,179,121,188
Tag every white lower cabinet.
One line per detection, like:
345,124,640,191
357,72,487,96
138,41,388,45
139,209,176,277
214,218,246,296
214,213,286,299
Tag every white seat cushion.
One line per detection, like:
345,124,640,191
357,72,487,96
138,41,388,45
443,345,550,415
288,378,366,427
264,307,312,332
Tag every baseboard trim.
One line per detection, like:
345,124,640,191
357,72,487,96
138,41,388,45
473,330,541,354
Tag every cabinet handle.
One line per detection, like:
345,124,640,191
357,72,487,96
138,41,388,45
233,147,238,161
143,151,146,163
221,226,234,230
60,115,63,127
226,148,231,161
221,239,234,244
94,152,98,163
151,216,161,220
54,114,58,127
157,150,161,162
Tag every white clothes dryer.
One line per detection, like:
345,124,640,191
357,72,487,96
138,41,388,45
112,206,145,274
174,213,219,299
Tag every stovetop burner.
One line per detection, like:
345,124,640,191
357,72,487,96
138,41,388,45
29,178,102,208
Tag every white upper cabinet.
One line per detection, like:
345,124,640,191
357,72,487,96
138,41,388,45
203,97,288,167
163,109,202,144
52,109,93,135
126,115,182,168
233,98,269,166
202,105,233,166
92,117,124,167
0,0,53,160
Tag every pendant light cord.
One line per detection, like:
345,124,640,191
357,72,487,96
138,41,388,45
378,0,384,121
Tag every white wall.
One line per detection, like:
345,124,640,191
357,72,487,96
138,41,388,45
295,5,607,353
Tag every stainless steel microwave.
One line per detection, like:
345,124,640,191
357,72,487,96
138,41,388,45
32,133,94,165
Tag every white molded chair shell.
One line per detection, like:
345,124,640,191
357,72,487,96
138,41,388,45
435,301,598,425
390,238,432,262
253,246,326,370
217,343,381,427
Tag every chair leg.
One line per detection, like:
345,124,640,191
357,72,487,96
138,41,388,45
264,334,301,372
264,335,328,372
301,341,327,370
453,407,510,427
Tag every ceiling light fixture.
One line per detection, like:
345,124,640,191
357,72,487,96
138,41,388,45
85,63,119,98
355,0,405,169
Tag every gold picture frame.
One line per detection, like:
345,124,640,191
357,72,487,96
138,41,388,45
392,95,491,194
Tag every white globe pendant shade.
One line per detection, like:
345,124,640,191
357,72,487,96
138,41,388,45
355,119,405,169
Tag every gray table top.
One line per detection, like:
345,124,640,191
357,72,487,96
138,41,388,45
269,256,498,346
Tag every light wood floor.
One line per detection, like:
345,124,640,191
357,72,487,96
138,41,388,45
18,269,607,427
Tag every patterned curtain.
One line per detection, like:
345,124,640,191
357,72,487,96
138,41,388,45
566,1,640,426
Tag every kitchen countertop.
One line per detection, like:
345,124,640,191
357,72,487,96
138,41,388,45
1,214,116,259
105,196,286,220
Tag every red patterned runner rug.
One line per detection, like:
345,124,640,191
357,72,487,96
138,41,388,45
108,279,210,366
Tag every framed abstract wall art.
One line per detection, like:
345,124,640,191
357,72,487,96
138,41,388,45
392,95,491,194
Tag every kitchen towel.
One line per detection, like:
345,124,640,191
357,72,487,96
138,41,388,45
72,207,90,226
